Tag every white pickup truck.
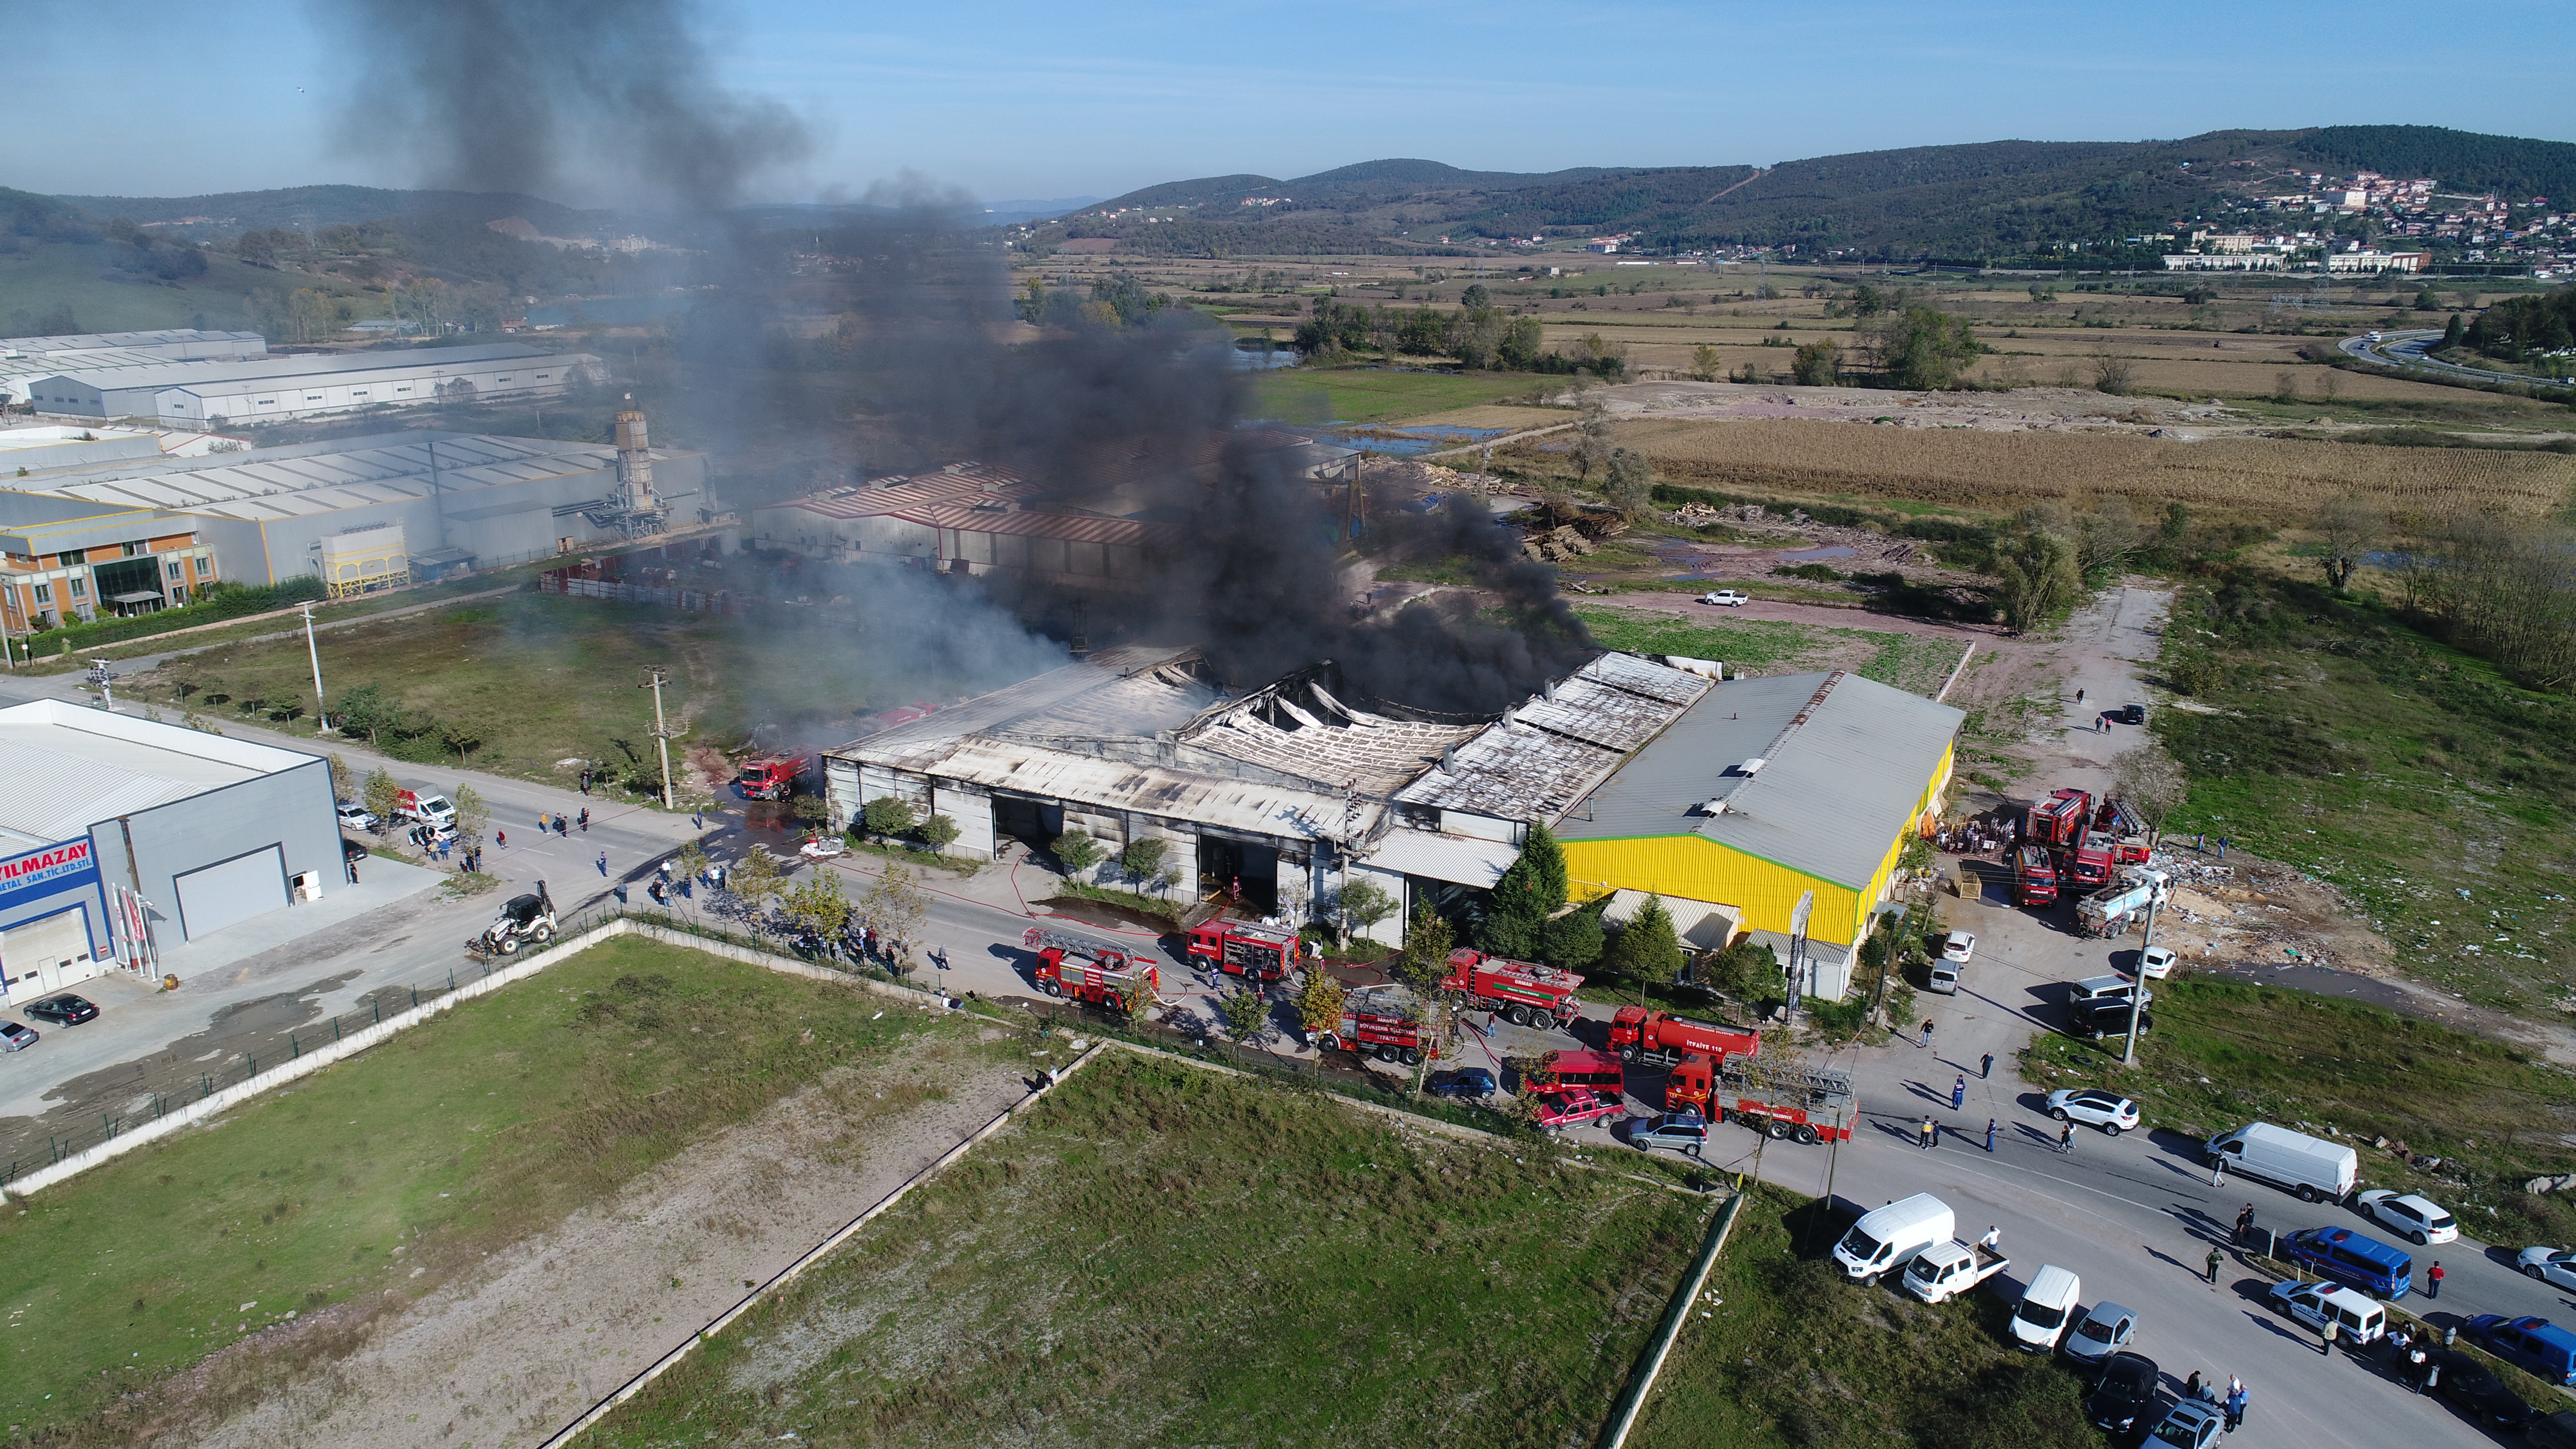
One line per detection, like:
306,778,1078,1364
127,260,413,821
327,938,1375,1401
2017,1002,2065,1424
1699,589,1749,607
1902,1239,2010,1304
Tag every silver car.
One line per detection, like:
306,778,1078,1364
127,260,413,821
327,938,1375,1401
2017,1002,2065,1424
2062,1300,2137,1365
0,1021,35,1053
2045,1088,2141,1135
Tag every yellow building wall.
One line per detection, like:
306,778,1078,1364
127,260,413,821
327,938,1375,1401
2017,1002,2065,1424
1562,739,1959,950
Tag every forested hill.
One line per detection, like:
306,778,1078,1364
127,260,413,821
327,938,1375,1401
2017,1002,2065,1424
1030,125,2576,260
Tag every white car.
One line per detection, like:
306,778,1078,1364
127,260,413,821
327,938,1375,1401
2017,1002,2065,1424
2139,945,2177,980
2519,1246,2576,1290
2045,1088,2141,1135
2356,1190,2459,1246
1699,589,1749,607
1940,931,1976,964
335,801,379,831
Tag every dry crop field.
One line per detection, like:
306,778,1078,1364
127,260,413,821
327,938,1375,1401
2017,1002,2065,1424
1558,417,2576,523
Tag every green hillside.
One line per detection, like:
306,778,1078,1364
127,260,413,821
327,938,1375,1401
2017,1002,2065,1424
0,240,362,337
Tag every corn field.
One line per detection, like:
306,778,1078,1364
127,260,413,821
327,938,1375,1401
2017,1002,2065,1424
1576,419,2575,524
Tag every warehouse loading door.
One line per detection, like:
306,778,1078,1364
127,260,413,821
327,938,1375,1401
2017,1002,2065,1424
0,907,94,997
173,845,289,941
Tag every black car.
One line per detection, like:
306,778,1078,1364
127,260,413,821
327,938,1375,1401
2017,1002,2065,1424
2113,703,2147,725
1425,1068,1497,1100
2431,1350,2537,1431
2086,1351,2160,1439
342,836,370,865
24,994,97,1026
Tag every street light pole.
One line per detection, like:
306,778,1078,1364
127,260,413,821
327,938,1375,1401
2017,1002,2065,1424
642,668,676,809
2122,894,2160,1067
301,602,329,734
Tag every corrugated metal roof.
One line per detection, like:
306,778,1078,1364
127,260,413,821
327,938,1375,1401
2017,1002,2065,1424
924,736,1372,842
837,645,1196,768
0,713,275,842
1361,829,1518,887
1557,670,1962,890
34,343,566,393
1392,652,1710,819
908,502,1183,547
7,431,636,522
0,329,262,355
786,464,1039,519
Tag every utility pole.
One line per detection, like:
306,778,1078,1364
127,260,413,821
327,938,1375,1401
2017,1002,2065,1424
641,668,676,809
2122,894,2160,1067
301,601,329,734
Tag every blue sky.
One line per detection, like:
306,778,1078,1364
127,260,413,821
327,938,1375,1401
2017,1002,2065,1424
16,0,2575,205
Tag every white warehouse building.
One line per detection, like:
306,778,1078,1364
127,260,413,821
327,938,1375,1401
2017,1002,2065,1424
22,343,602,427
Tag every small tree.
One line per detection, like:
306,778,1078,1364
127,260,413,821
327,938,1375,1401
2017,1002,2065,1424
1569,393,1613,482
1479,822,1568,958
791,793,831,829
449,785,491,848
859,863,928,955
1119,835,1168,885
1218,986,1271,1042
1706,937,1783,1002
362,765,402,826
2112,743,2190,842
1336,877,1398,942
334,682,396,745
1605,448,1656,521
1541,903,1607,969
672,839,709,885
860,795,916,841
327,752,355,803
1993,530,2081,633
731,846,786,913
1295,966,1347,1041
1690,343,1721,382
1052,830,1106,878
2311,494,2380,594
2091,350,2135,395
438,716,485,765
1790,338,1839,386
781,871,852,938
1393,907,1455,996
1606,895,1685,984
919,814,961,854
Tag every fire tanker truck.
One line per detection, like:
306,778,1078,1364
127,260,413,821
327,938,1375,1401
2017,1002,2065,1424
1441,948,1582,1028
734,752,813,801
2013,845,2059,907
1022,924,1159,1014
1186,916,1298,982
1608,1006,1760,1069
1691,1053,1858,1144
1316,982,1441,1066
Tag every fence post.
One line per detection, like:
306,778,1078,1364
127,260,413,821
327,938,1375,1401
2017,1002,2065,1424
448,968,456,991
333,1017,342,1042
373,998,381,1025
201,1073,211,1099
412,988,419,1010
247,1053,256,1075
104,1113,115,1140
290,1032,299,1059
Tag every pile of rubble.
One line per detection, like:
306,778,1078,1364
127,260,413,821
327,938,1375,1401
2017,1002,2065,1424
1519,501,1630,564
1523,525,1600,563
1365,457,1503,495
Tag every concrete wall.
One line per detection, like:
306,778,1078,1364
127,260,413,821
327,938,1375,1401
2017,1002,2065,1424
87,757,340,945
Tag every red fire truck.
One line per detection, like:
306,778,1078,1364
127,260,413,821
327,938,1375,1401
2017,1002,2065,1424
1186,917,1298,982
1022,924,1159,1013
1317,984,1440,1066
1521,1048,1626,1096
734,752,813,801
1608,1006,1760,1070
1442,948,1582,1028
2023,788,2091,848
2105,801,2152,863
2062,830,2116,889
1694,1053,1858,1144
2013,845,2059,907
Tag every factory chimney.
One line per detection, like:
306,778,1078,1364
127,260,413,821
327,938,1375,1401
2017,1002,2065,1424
614,399,657,513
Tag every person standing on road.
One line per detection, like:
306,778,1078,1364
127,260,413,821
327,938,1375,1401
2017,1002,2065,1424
2211,1155,2227,1188
2235,1204,2256,1244
2426,1261,2444,1299
579,808,589,832
2224,1383,2246,1432
1980,1051,1993,1079
2321,1319,2337,1357
1918,1116,1936,1151
2060,1121,2076,1155
692,811,703,829
1918,1019,1934,1049
2076,688,2085,705
2218,836,2228,861
596,851,609,876
2185,1371,2202,1402
2206,1247,2224,1283
1985,1118,1997,1153
495,829,507,850
1951,1074,1966,1110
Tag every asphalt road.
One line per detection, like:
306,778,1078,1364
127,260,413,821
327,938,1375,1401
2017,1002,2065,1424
2341,327,2574,396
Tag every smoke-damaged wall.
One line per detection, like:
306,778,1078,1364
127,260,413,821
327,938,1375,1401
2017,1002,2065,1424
325,0,1591,722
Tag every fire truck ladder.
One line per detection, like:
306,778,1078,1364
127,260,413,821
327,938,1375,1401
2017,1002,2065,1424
1022,924,1138,971
1722,1059,1856,1110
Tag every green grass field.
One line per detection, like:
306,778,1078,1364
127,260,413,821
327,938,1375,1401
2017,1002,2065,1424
2150,578,2575,1013
1574,605,1967,697
0,240,359,336
1246,367,1546,425
1633,1188,2088,1449
589,1051,1713,1449
0,936,996,1440
2024,980,2576,1248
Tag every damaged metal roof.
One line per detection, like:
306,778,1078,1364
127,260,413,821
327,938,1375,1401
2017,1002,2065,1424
1392,652,1711,820
922,736,1374,844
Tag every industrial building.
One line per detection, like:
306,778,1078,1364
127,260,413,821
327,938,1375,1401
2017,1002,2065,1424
0,329,268,408
20,343,601,426
1555,670,1963,995
749,464,1183,591
0,699,342,1003
828,652,1961,997
0,423,708,631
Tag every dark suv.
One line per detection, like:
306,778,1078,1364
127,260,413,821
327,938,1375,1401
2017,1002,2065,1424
2086,1351,2160,1439
1425,1068,1497,1100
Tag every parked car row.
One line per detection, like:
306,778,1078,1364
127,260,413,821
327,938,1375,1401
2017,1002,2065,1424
0,992,101,1056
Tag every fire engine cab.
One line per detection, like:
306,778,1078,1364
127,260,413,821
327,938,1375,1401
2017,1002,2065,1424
1186,917,1298,981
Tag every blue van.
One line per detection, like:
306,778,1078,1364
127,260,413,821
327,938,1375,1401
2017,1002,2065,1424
2469,1315,2576,1386
2282,1226,2413,1298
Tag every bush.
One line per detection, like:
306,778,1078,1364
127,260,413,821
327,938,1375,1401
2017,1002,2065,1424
860,795,916,839
17,576,327,657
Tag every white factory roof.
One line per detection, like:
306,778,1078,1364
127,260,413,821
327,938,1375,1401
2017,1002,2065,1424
0,431,648,523
30,342,567,395
0,329,263,357
0,700,316,850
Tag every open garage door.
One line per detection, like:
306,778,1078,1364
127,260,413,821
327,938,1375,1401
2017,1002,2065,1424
173,845,288,941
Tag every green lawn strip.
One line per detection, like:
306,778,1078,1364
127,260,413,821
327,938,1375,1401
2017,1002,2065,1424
1245,368,1541,425
590,1052,1712,1449
2022,980,2576,1245
1575,604,1964,697
1632,1185,2089,1449
2150,579,2576,1014
0,936,993,1437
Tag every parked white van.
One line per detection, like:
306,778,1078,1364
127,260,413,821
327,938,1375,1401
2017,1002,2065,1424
1833,1193,1954,1283
2010,1264,2083,1352
2205,1121,2359,1203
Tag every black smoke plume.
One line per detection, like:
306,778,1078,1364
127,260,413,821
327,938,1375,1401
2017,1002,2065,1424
326,0,1591,720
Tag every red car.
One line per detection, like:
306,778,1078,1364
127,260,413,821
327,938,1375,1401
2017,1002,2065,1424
1532,1089,1624,1132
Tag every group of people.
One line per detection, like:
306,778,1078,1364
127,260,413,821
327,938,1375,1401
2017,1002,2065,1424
1931,820,2009,856
2386,1320,2450,1395
2178,1371,2253,1433
536,809,588,836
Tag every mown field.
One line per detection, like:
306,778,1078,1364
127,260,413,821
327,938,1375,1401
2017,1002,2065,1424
589,1051,1714,1449
1632,1187,2088,1449
2025,979,2576,1248
1246,366,1543,425
0,937,998,1441
1573,418,2576,525
1575,605,1968,699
